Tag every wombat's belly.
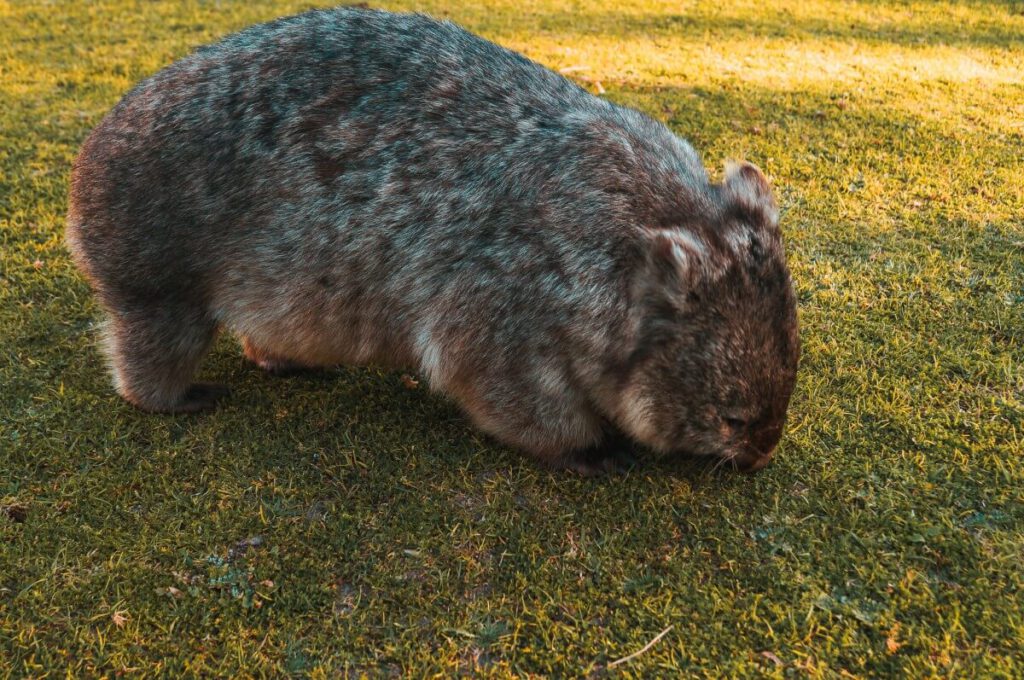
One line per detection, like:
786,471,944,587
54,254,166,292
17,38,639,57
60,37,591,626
211,266,416,370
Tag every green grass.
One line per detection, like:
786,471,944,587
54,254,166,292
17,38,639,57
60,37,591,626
2,0,1023,675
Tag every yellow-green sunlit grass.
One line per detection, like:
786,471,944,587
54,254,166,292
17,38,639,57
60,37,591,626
1,0,1022,676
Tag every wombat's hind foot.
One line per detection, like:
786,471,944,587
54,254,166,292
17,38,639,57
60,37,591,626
241,337,310,376
175,383,232,413
103,307,221,413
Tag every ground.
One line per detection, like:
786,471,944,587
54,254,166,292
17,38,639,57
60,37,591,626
1,0,1022,676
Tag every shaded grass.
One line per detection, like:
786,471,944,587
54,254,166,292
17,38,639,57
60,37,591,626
2,0,1023,676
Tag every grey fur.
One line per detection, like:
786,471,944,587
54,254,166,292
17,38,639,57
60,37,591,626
67,8,799,473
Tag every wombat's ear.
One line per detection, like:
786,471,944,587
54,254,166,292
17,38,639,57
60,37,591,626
723,161,779,228
641,231,698,293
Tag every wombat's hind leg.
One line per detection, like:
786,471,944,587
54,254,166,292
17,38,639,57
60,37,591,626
103,307,225,413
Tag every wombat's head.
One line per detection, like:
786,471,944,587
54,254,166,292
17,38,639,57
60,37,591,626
616,162,799,472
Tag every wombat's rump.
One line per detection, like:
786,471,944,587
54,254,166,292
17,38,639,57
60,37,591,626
67,8,799,473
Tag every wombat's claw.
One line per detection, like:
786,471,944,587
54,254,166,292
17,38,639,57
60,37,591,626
568,446,638,477
251,360,337,380
242,338,310,376
175,383,231,413
253,360,308,377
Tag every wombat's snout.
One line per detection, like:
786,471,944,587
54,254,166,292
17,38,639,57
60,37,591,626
731,449,774,473
728,418,785,472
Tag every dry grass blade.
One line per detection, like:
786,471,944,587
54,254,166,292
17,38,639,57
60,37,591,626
607,625,674,669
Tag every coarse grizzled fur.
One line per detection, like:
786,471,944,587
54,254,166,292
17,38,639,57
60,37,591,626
67,7,800,474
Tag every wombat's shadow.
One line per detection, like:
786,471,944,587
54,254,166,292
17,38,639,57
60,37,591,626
221,355,742,486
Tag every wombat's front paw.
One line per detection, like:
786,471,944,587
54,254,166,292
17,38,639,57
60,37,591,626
566,443,638,477
174,383,231,413
242,338,309,376
247,358,312,377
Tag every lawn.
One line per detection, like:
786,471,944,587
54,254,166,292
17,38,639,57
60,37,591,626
1,0,1022,676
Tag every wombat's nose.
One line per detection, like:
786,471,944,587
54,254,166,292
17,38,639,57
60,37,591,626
732,449,774,473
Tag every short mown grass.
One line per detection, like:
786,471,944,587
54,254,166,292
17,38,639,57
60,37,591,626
2,0,1022,676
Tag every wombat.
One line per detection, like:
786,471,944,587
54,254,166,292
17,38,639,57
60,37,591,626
67,7,799,474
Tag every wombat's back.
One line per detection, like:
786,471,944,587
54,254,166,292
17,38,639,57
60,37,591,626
69,8,705,284
66,10,568,285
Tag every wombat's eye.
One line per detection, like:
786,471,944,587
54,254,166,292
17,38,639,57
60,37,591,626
724,417,747,431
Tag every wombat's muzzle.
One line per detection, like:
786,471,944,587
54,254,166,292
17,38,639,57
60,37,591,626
731,449,774,473
733,420,784,472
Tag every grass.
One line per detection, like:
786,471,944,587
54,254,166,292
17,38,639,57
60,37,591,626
1,0,1022,675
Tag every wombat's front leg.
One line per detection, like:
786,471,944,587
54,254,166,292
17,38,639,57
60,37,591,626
449,378,620,473
563,430,638,476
